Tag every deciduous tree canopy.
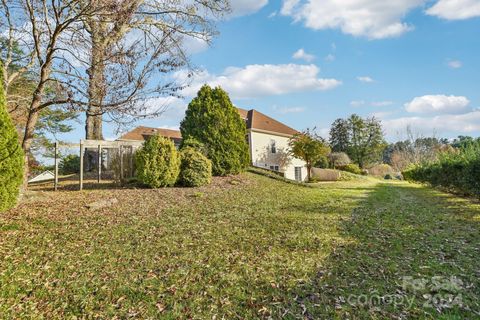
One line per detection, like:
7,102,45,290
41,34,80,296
329,114,386,168
289,128,331,181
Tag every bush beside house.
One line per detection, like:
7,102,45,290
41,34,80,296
135,135,180,188
178,147,212,187
180,85,250,176
0,66,24,212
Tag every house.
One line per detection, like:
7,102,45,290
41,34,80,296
118,108,308,181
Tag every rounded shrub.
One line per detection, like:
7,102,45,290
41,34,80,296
328,152,351,168
178,147,212,187
59,154,80,174
339,163,362,175
135,135,180,188
0,65,24,212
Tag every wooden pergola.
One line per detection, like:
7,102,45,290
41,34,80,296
53,139,143,191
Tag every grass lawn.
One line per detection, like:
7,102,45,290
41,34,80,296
0,173,479,319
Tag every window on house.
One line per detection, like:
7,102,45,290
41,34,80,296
274,165,279,171
269,165,274,170
294,167,302,181
270,140,276,154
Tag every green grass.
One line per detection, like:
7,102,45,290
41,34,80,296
0,173,479,319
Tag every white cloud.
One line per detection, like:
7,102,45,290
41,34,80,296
357,76,374,83
268,11,277,18
371,100,393,107
280,0,423,39
325,54,335,62
447,60,462,69
371,111,394,118
383,110,480,137
273,106,305,114
230,0,269,17
177,64,342,99
292,48,316,62
145,96,187,120
404,95,470,114
426,0,480,20
181,36,209,55
350,100,365,107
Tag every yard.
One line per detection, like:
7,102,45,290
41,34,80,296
0,173,479,319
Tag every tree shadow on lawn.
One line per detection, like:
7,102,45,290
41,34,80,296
281,183,480,319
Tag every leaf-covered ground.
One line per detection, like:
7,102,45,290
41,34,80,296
0,173,479,319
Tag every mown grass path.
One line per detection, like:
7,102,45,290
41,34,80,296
0,173,479,319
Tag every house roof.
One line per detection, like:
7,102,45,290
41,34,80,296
118,126,182,141
118,108,299,141
238,108,299,136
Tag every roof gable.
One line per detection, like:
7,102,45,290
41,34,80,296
247,109,298,136
117,108,299,141
118,126,181,141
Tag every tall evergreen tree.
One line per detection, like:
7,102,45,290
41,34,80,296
329,118,350,152
180,85,250,176
0,64,24,212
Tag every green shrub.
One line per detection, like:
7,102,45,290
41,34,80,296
339,163,362,175
314,155,329,168
384,174,393,180
180,85,250,176
180,137,207,156
0,66,24,212
59,154,80,174
135,135,180,188
178,147,212,187
402,142,480,197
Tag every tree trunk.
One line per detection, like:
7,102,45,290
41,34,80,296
21,99,40,191
307,163,311,181
85,23,105,141
85,21,106,171
20,52,53,190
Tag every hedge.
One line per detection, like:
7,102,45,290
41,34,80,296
403,144,480,197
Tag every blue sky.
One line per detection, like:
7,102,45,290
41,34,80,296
66,0,480,143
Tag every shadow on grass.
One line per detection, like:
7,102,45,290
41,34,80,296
29,175,141,192
284,183,480,319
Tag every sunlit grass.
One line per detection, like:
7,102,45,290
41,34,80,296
0,173,478,319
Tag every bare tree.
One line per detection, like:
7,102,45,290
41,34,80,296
77,0,230,141
1,0,229,183
0,0,97,186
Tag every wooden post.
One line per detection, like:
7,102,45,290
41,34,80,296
129,146,134,178
79,140,84,191
97,144,102,183
120,146,124,181
54,141,59,191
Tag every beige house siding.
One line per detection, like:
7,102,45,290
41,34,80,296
249,130,308,181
